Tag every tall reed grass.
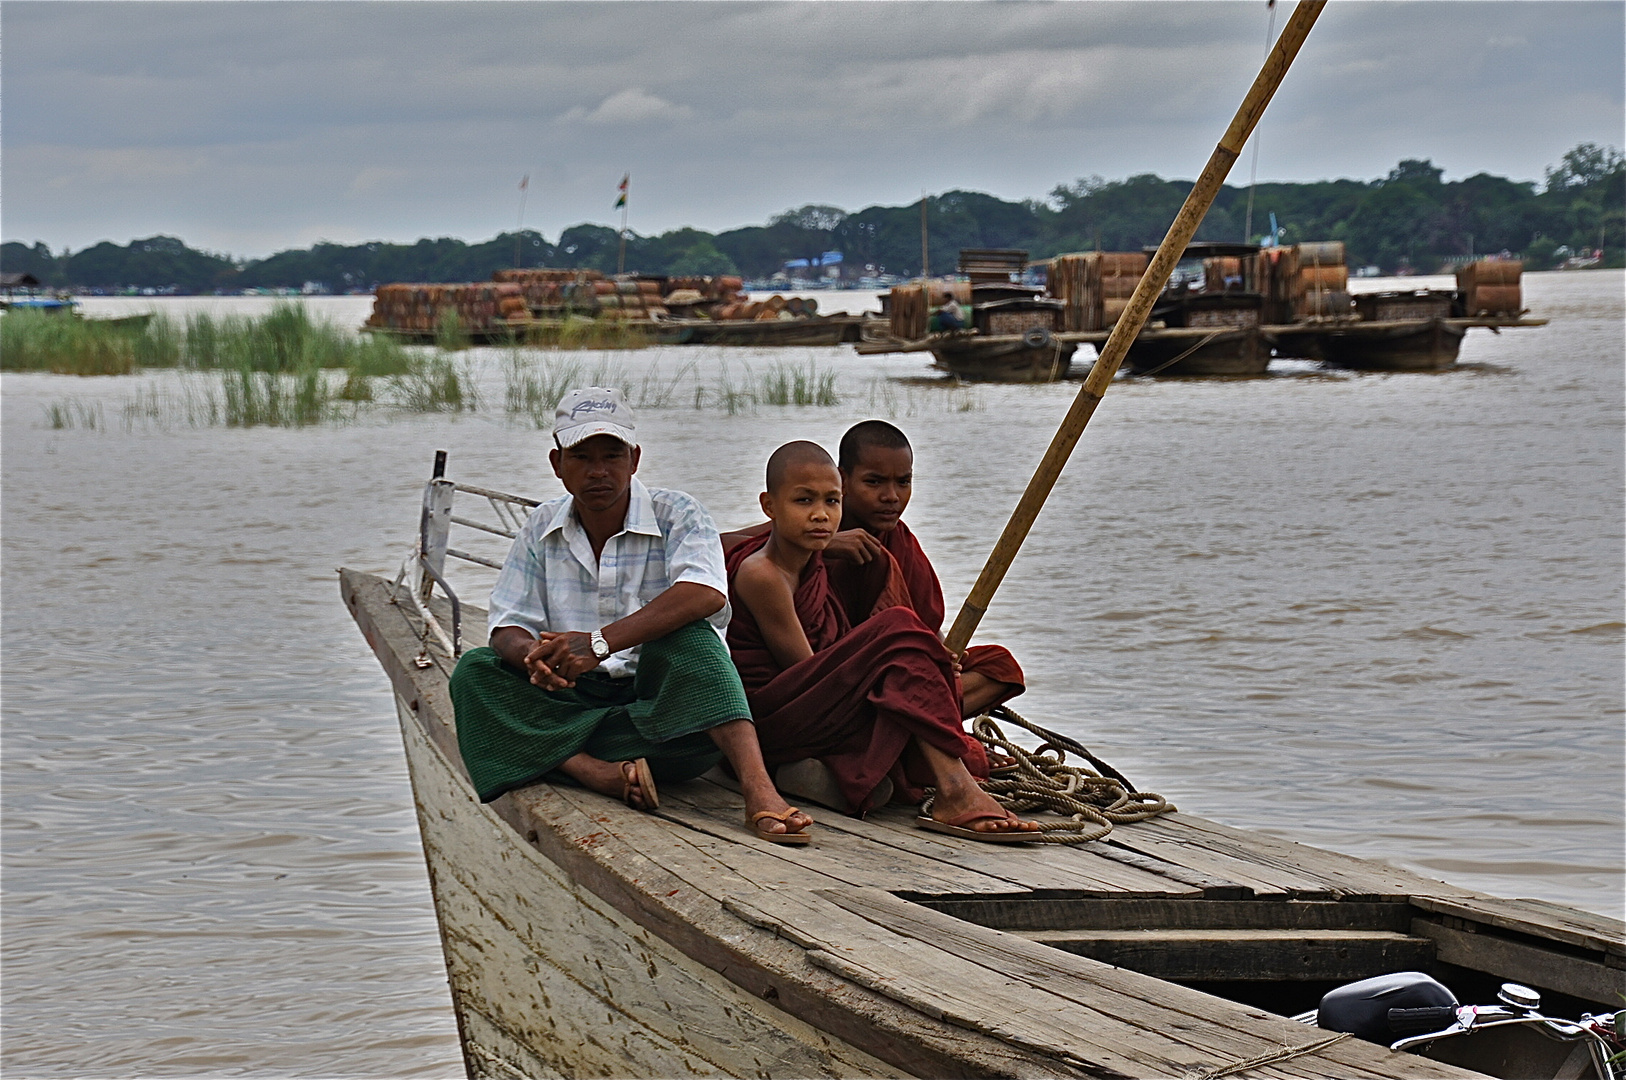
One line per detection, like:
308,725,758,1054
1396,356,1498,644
2,310,169,375
521,317,651,351
757,361,840,406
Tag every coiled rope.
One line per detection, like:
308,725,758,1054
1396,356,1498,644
920,705,1175,843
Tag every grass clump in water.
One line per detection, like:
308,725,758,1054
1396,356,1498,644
758,361,840,406
385,355,476,413
181,303,413,375
2,309,164,375
222,367,333,427
43,397,108,429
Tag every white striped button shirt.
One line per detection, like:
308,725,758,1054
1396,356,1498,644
486,476,731,678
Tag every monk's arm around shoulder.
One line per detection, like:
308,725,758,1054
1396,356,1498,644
733,557,815,671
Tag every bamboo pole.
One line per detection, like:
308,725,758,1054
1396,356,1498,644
944,0,1326,655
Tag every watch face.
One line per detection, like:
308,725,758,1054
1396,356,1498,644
592,633,610,658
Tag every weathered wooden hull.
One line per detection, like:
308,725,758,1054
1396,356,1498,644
393,695,897,1079
664,315,866,346
928,336,1079,382
1126,326,1269,377
343,568,1624,1080
1316,319,1469,371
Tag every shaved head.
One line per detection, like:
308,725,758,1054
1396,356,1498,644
838,420,911,473
766,440,836,491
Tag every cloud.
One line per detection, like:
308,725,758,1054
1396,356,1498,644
562,88,694,127
347,167,409,197
2,1,1620,256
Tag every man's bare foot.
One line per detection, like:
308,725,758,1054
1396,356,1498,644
559,754,654,810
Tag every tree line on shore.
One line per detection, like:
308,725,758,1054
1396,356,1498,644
5,145,1620,293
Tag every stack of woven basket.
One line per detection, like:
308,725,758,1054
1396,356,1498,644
1456,259,1523,316
887,280,972,338
366,283,530,333
491,269,607,315
1254,246,1299,324
591,280,667,321
664,275,747,304
712,294,823,321
1291,241,1351,318
1045,253,1146,331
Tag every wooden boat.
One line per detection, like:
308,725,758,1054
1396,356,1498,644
1266,316,1549,371
0,298,155,332
1125,325,1268,377
928,329,1079,382
654,313,867,347
339,460,1624,1080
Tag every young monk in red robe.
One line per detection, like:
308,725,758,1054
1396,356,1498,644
727,441,1039,839
832,420,1026,718
721,422,1025,719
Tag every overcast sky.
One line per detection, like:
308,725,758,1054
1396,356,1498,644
4,1,1622,259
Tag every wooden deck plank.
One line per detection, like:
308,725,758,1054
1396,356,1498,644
1102,828,1335,899
1409,895,1625,957
821,806,1211,898
655,784,1036,897
507,778,1086,1077
1413,920,1626,1005
727,889,1262,1079
920,897,1415,933
822,888,1481,1080
1016,927,1436,982
1140,814,1474,900
682,777,1205,897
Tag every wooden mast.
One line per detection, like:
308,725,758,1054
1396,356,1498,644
944,0,1327,655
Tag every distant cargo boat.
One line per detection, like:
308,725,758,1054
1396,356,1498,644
863,248,1546,381
360,270,858,347
1267,260,1545,370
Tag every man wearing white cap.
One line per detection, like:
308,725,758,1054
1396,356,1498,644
449,387,813,843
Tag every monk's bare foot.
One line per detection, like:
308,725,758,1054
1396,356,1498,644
932,778,1040,834
739,779,813,838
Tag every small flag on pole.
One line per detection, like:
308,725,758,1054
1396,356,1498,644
520,174,529,191
615,173,629,209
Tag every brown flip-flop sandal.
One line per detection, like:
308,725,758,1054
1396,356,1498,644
915,809,1038,843
749,806,813,845
620,758,659,812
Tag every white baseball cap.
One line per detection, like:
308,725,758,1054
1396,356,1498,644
553,387,637,448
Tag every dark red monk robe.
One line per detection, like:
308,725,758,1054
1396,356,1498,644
843,520,1026,705
726,533,988,814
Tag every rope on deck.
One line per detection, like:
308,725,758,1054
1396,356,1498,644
1187,1031,1353,1080
920,705,1175,843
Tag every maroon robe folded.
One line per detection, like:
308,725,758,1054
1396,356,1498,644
848,520,1026,705
726,533,987,814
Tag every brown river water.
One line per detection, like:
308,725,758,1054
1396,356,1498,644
3,271,1621,1076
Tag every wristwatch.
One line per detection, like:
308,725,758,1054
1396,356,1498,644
589,629,612,660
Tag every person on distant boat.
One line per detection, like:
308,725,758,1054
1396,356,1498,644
448,387,813,844
833,420,1026,719
725,440,1039,840
930,290,965,332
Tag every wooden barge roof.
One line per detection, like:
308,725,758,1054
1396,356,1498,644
342,568,1623,1080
